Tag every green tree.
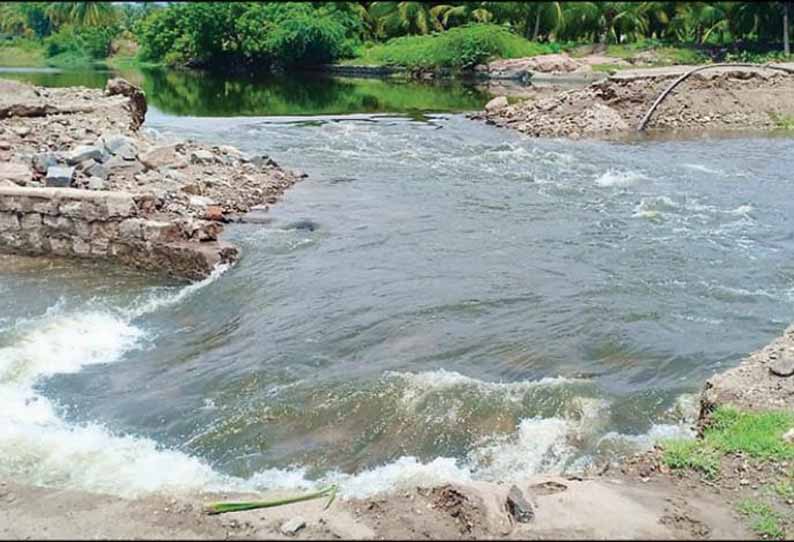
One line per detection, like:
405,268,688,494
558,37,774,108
46,2,117,27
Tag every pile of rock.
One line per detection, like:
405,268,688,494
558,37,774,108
0,78,303,279
472,66,794,139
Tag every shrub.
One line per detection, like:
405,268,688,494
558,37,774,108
354,24,557,70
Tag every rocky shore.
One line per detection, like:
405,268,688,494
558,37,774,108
0,78,301,279
472,62,794,139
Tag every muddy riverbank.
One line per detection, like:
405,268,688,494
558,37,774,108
472,63,794,139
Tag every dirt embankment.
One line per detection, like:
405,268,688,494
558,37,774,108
471,63,794,138
0,79,302,278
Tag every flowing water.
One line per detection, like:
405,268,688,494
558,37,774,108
2,67,794,498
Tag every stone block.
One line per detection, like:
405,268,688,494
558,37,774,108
74,219,92,240
43,215,75,235
0,212,20,230
91,237,110,256
49,237,71,256
20,213,41,230
72,237,90,256
119,218,144,241
91,221,119,239
46,166,75,188
141,220,181,243
104,193,136,218
30,196,60,215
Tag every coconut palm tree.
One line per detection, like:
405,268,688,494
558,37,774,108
430,2,493,30
46,2,116,27
368,1,442,38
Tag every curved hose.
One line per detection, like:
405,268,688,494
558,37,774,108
636,63,794,132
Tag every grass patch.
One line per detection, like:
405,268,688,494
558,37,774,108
0,38,46,67
661,407,794,479
348,23,558,70
771,113,794,131
736,499,785,539
661,438,721,478
704,408,794,461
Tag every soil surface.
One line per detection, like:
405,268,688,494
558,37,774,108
472,62,794,138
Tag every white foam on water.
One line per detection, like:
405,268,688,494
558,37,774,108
682,163,723,175
0,265,685,500
594,170,649,188
0,264,247,497
386,369,575,407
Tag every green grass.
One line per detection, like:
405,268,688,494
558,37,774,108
704,408,794,461
771,113,794,131
661,408,794,478
347,23,558,70
0,39,46,67
736,499,786,539
661,438,721,478
106,53,161,70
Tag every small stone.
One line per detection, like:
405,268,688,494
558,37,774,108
12,126,31,138
783,429,794,444
280,517,306,536
0,141,10,150
46,165,75,187
66,145,104,165
182,183,203,196
770,351,794,377
505,485,533,523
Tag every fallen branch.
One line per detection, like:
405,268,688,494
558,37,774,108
206,485,337,515
637,63,794,132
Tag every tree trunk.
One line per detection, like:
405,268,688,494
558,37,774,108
532,8,541,41
783,1,791,56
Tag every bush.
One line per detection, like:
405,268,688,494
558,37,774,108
137,2,350,69
44,24,118,62
353,24,556,70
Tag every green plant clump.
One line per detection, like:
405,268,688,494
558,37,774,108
351,23,557,70
662,407,794,477
736,499,786,539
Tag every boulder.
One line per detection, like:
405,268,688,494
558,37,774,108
66,145,104,165
0,141,10,151
46,165,75,187
485,96,509,113
0,162,32,185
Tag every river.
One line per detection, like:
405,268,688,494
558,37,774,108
2,66,794,498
